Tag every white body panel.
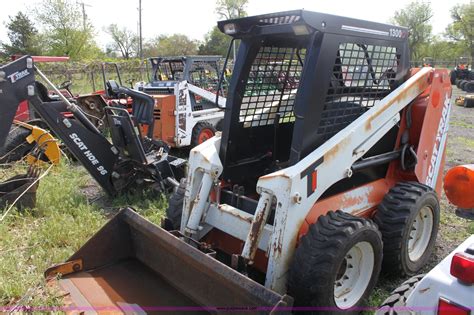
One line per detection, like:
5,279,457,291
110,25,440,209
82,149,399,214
404,235,474,314
182,67,434,294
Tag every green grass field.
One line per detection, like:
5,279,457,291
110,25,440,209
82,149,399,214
0,159,166,308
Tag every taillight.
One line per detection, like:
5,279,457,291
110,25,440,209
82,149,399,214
450,252,474,284
437,298,470,315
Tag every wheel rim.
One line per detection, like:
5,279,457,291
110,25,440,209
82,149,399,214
197,128,214,144
408,206,434,261
334,241,374,309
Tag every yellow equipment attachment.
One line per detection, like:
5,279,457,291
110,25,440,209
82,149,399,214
13,120,61,165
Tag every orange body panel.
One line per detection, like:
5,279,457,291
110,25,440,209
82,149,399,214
300,68,452,238
152,95,176,146
413,69,452,195
444,164,474,209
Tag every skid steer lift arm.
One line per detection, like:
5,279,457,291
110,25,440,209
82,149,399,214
0,56,185,196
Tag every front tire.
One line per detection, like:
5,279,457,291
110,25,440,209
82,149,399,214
376,274,424,315
289,210,383,314
191,122,216,147
0,126,34,164
374,182,439,277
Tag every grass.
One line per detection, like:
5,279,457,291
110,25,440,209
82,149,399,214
0,159,167,308
0,143,473,310
450,120,474,129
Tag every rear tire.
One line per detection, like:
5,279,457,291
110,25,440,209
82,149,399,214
465,81,474,93
460,80,469,91
374,182,439,277
163,180,186,230
0,126,34,164
450,71,457,85
191,122,216,147
289,210,383,314
376,274,425,315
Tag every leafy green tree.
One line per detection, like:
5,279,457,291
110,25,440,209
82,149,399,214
445,3,474,61
143,34,198,57
215,0,248,19
391,1,433,60
199,26,231,56
35,0,102,60
105,24,138,59
201,0,248,59
1,12,42,56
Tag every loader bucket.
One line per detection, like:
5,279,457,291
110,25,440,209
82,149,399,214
45,208,292,313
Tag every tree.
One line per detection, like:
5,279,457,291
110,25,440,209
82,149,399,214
143,34,198,57
1,12,42,56
35,0,102,60
199,26,231,56
445,3,474,61
215,0,248,20
105,24,138,59
391,1,433,60
214,0,248,60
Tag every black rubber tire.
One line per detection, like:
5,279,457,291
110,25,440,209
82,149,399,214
191,122,216,147
460,80,469,91
455,79,462,88
450,71,457,85
465,96,474,108
376,274,425,315
163,180,186,230
374,182,439,277
465,81,474,93
215,119,224,131
288,210,383,314
0,126,34,164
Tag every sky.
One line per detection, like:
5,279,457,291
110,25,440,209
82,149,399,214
0,0,470,50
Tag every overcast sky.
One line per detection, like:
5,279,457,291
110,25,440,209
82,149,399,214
0,0,470,50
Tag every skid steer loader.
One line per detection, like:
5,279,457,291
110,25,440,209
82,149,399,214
43,10,452,313
0,56,186,197
137,56,227,148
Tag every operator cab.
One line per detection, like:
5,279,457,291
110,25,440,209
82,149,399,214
217,10,410,202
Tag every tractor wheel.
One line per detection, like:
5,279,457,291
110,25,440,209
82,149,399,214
0,126,34,164
465,96,474,108
215,119,224,131
464,81,474,93
460,80,469,91
163,179,186,230
374,182,439,277
450,71,457,85
456,79,463,89
288,210,383,314
191,122,216,147
376,274,425,315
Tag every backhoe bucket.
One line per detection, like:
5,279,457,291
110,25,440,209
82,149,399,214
45,208,292,314
0,167,39,210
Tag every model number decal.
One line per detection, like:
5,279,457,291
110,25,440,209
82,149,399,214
389,28,405,38
69,133,108,175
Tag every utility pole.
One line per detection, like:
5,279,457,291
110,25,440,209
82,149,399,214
138,0,143,60
76,1,91,30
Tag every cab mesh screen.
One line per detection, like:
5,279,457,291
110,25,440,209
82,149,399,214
239,46,306,128
318,43,399,140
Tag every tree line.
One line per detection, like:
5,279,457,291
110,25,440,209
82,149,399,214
1,0,472,63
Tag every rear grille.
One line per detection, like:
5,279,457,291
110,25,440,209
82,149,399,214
143,88,173,95
318,43,399,140
154,108,161,120
239,45,306,128
259,14,301,25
